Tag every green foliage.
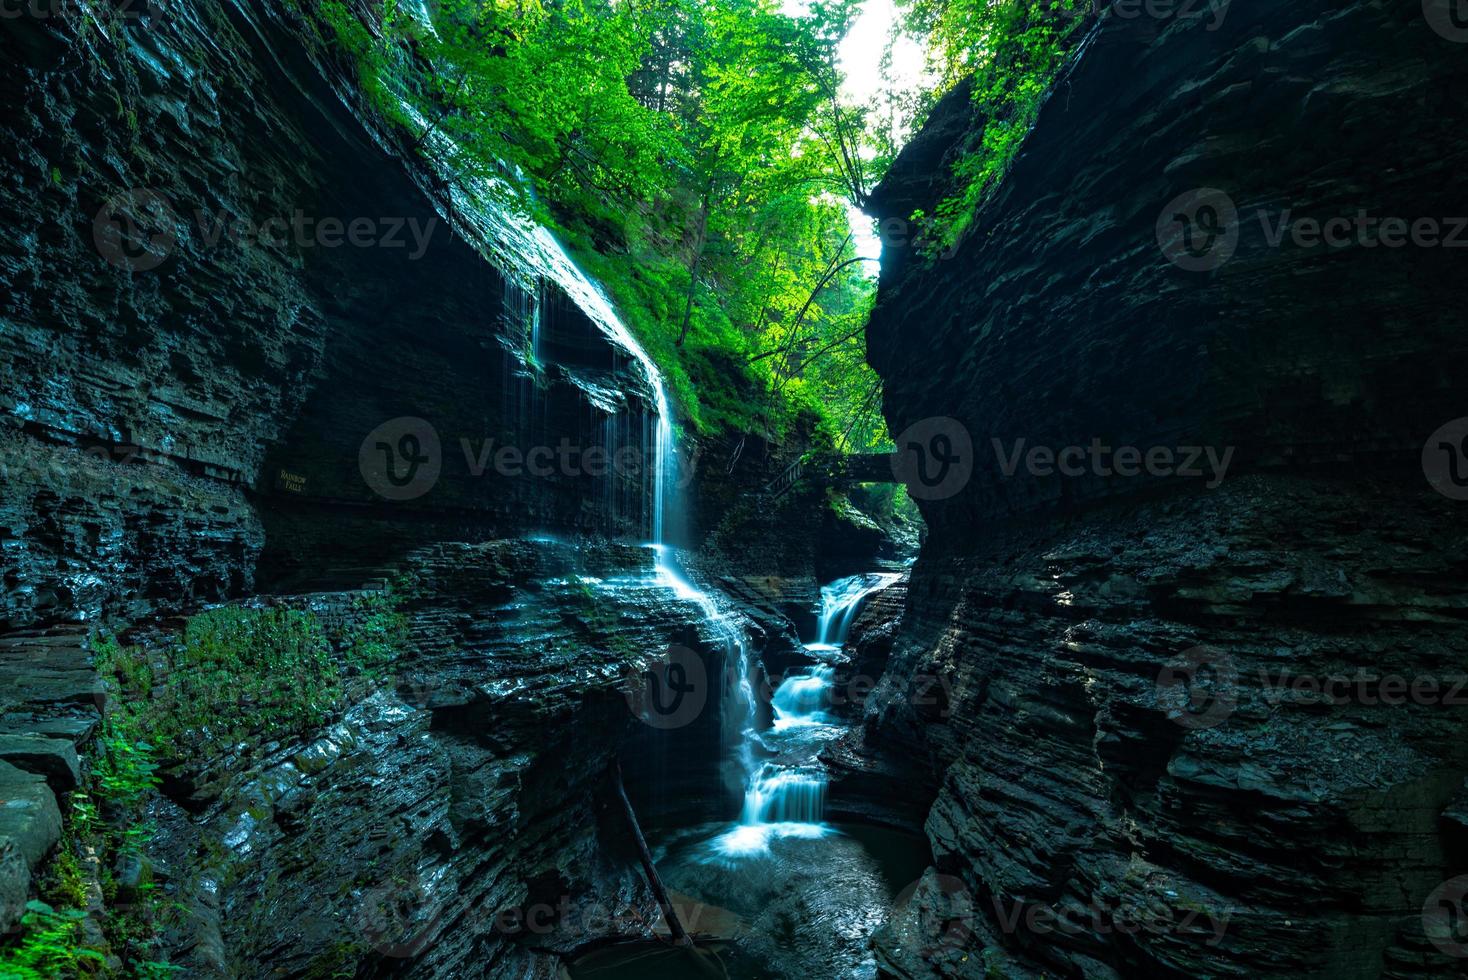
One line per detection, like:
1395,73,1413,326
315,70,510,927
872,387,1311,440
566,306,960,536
309,0,888,448
0,902,105,979
897,0,1089,254
96,595,408,766
0,786,174,979
110,606,339,758
6,593,412,976
337,588,410,679
94,721,161,821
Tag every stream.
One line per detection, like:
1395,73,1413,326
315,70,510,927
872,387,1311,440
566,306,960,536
571,573,927,980
475,226,927,978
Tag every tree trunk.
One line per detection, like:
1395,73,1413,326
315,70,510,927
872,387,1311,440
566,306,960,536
613,760,692,947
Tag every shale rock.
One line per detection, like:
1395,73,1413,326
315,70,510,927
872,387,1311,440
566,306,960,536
861,2,1468,977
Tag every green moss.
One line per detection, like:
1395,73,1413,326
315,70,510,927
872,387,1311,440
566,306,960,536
913,0,1090,258
333,586,410,681
96,591,410,768
5,593,413,976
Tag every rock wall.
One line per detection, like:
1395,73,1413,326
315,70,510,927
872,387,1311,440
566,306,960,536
86,539,735,979
862,2,1468,977
0,2,745,974
0,0,663,631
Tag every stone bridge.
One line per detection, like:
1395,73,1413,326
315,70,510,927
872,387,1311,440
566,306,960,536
764,453,899,499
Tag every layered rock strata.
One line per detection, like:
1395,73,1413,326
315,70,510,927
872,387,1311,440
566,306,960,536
862,2,1468,976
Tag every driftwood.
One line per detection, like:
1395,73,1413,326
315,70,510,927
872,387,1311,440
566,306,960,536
613,760,692,947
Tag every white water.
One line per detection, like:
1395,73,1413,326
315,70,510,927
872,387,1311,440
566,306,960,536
811,573,904,651
771,665,837,730
708,571,901,858
397,86,887,865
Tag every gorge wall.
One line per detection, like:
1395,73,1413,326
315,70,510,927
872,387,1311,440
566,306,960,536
863,2,1468,978
0,3,760,975
0,0,669,631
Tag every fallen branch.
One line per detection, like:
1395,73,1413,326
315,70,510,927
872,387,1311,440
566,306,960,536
613,760,692,947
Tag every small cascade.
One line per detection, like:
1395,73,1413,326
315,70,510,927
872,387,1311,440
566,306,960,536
771,665,836,730
709,572,900,858
741,767,828,823
808,572,904,653
431,155,869,867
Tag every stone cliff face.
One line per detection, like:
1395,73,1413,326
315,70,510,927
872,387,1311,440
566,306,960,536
0,1,664,631
0,2,744,974
862,2,1468,978
141,541,738,979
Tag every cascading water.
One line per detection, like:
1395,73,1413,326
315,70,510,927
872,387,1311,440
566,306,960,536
708,571,903,858
771,665,836,730
382,59,922,974
807,572,904,654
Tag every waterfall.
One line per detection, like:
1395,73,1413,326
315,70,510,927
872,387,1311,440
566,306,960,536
741,767,828,823
806,572,904,653
434,156,875,864
707,570,902,857
771,665,836,730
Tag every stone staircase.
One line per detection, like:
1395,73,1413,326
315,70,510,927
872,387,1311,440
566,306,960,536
0,626,100,932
